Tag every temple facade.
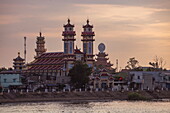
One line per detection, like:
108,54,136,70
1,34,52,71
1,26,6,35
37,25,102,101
25,19,95,84
91,68,114,89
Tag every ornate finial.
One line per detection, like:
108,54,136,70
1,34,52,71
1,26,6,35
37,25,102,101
18,52,20,56
68,18,70,24
40,32,42,37
87,19,89,24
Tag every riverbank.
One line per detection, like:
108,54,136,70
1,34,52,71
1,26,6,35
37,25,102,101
0,91,170,103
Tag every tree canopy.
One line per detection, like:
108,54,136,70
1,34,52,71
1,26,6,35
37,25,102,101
0,67,13,72
125,57,139,70
68,61,92,89
149,55,166,70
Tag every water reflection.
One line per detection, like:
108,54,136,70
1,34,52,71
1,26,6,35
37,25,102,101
0,101,170,113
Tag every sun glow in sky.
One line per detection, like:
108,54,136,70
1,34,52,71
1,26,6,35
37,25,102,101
0,0,170,69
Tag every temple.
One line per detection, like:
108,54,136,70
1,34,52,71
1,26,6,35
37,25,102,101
24,19,96,84
95,43,113,71
90,43,115,89
13,52,25,72
81,19,95,67
35,32,47,58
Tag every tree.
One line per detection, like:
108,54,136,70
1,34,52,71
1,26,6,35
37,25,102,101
0,67,7,72
0,67,13,72
149,56,166,69
68,61,92,89
125,57,139,70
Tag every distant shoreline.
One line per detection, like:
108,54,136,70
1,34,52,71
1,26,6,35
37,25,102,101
0,91,170,104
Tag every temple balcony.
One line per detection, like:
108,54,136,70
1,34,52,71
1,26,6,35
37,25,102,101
62,31,76,36
81,32,95,36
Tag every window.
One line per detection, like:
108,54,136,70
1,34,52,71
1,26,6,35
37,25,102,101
64,42,68,54
138,76,140,79
60,70,62,76
83,43,87,53
62,79,64,83
4,79,7,83
88,64,92,67
70,42,73,54
68,64,74,69
89,42,92,54
69,27,72,31
13,79,16,82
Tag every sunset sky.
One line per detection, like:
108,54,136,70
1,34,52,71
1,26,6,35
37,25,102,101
0,0,170,69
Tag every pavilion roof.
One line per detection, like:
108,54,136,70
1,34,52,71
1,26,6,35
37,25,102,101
27,52,64,71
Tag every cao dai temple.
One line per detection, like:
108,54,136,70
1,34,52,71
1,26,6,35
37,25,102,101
0,19,170,91
25,19,99,85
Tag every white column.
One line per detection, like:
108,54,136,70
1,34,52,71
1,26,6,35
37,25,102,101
63,89,65,92
95,88,98,92
45,89,48,92
126,88,129,91
53,89,56,92
132,88,134,91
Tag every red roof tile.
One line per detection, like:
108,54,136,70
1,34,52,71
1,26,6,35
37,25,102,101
28,52,64,71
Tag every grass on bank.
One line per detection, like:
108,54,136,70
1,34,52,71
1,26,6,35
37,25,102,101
128,92,149,100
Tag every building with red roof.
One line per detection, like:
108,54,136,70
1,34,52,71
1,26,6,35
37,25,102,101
24,19,95,85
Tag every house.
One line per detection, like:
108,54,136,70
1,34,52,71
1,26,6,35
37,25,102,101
0,71,22,89
129,71,167,90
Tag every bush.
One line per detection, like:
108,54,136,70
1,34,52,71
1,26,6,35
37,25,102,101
128,92,147,100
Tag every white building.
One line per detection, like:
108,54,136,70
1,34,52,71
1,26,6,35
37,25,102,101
129,71,167,90
0,72,22,88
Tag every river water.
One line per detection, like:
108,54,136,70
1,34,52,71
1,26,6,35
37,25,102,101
0,101,170,113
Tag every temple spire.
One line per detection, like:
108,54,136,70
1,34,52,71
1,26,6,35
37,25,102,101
87,19,89,24
40,32,42,37
18,52,20,56
35,32,46,58
68,18,70,24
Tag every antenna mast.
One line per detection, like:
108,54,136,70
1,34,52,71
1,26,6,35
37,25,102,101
116,59,118,72
24,37,27,63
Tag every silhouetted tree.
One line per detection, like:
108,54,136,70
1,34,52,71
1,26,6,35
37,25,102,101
125,57,139,70
8,67,13,71
68,61,92,89
0,67,7,72
149,55,166,70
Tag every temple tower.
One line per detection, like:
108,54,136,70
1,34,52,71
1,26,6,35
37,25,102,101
13,52,25,72
81,19,95,67
35,32,47,58
95,43,113,70
62,19,76,74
